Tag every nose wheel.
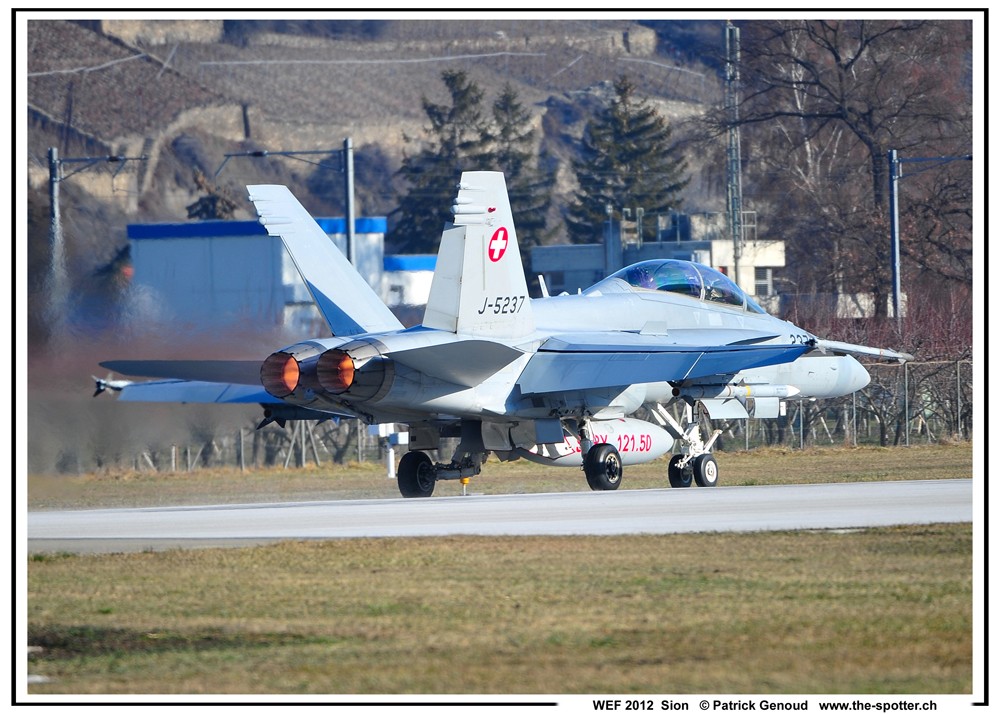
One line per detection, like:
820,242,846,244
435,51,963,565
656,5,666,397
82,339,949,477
668,454,692,488
667,452,718,488
691,453,718,487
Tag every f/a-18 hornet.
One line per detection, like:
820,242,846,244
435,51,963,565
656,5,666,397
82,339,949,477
102,171,912,497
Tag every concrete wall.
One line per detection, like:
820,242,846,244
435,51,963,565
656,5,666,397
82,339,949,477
102,20,224,45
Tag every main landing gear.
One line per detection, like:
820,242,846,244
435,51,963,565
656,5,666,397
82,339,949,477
397,450,487,498
396,422,487,498
583,443,623,491
397,451,437,498
575,422,624,492
397,406,723,498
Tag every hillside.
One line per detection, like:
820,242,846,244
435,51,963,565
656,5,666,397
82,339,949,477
28,19,721,226
25,18,727,348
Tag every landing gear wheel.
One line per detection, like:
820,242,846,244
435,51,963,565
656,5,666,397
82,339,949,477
692,454,719,487
667,454,693,488
398,451,436,498
584,444,623,491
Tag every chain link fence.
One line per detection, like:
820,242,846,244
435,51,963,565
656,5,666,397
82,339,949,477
709,360,973,451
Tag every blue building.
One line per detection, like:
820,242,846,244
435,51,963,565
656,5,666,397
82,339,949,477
126,217,387,337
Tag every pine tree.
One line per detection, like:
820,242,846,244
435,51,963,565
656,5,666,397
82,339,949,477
567,75,689,244
186,169,238,220
388,70,492,253
488,84,556,255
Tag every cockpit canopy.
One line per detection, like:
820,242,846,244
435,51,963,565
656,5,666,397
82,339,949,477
595,259,768,314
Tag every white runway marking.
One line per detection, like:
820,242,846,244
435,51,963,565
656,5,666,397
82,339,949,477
27,479,972,554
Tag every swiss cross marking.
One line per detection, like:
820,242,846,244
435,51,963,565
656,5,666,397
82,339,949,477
488,227,509,262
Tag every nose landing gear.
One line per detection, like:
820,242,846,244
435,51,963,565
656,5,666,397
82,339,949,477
653,403,721,488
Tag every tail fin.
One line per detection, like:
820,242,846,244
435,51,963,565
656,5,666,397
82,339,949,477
247,185,403,337
422,171,535,339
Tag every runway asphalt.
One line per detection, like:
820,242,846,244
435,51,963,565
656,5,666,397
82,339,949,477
26,478,973,554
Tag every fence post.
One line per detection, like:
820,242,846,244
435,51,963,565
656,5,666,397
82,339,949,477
851,392,856,447
904,361,910,447
956,361,962,440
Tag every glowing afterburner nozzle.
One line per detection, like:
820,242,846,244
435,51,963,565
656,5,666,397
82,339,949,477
260,352,300,398
317,349,355,394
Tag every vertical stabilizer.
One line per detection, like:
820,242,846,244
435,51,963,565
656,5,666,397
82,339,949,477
248,185,403,337
423,172,535,339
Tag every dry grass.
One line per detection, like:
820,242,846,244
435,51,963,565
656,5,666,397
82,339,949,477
28,442,973,510
25,444,974,695
27,525,971,695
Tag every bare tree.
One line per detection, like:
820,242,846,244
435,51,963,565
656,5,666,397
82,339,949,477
710,20,972,317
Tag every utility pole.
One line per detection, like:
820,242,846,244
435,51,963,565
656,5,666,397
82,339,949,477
47,147,146,342
215,139,357,264
47,147,64,333
724,21,744,288
887,149,972,332
344,137,356,267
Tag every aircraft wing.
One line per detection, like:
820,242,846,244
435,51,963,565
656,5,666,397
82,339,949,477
100,360,264,385
538,330,781,351
99,360,277,404
112,379,283,404
811,339,914,363
516,339,809,395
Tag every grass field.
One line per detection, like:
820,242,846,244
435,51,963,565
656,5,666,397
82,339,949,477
28,442,973,510
26,443,974,695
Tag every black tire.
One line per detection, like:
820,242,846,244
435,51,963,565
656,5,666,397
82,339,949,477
667,454,693,488
398,451,436,498
692,453,719,487
584,444,623,491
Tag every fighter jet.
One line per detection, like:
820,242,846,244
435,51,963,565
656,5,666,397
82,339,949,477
101,171,912,497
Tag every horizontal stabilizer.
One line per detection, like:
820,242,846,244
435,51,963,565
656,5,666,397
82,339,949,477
812,339,913,363
100,360,263,385
247,184,403,337
517,343,809,395
390,339,524,388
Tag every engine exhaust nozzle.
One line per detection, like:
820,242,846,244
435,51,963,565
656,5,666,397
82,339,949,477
260,352,300,398
316,349,355,394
